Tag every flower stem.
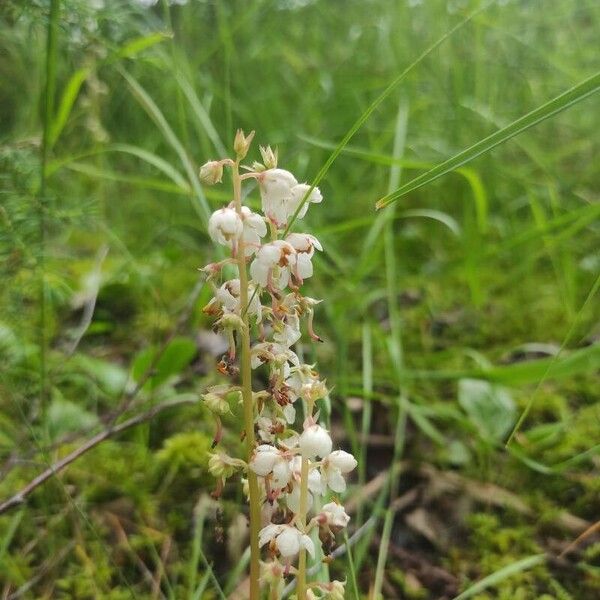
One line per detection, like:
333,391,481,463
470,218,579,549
296,455,310,600
232,161,261,600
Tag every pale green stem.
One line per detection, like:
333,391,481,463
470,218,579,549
232,161,261,600
296,455,310,600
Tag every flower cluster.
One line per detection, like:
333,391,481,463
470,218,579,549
199,132,355,599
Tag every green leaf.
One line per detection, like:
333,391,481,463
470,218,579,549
113,32,172,60
283,2,489,234
73,354,129,397
376,71,600,209
452,554,546,600
458,379,516,441
119,67,211,223
49,67,90,148
132,337,196,390
47,398,99,441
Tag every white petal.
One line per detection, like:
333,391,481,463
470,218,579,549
327,468,347,493
300,534,315,558
283,403,296,424
250,260,269,287
295,254,313,279
272,458,292,488
276,526,301,557
259,524,281,547
327,450,357,474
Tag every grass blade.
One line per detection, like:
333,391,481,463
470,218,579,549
283,1,492,234
376,71,600,209
452,554,546,600
119,67,211,223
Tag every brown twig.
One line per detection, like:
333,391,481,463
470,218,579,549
559,518,600,557
0,397,196,515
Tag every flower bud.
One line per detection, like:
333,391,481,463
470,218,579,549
260,560,284,588
233,128,255,159
328,581,346,600
202,385,236,415
208,453,243,479
259,145,278,169
199,160,223,185
299,424,332,458
218,312,245,330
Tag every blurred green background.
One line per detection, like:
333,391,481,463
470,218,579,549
1,0,599,598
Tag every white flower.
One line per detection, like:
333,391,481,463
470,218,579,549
250,341,299,370
273,313,301,347
289,456,325,495
213,279,262,321
286,233,323,281
326,450,357,473
249,444,279,476
259,168,298,227
249,240,296,290
208,207,243,247
320,502,350,528
249,445,293,488
320,450,357,493
299,424,332,459
240,206,267,256
289,183,323,220
258,170,323,228
286,483,312,514
258,524,315,558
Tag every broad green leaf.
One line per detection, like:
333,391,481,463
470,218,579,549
73,354,129,397
47,398,99,441
376,71,600,209
458,378,516,441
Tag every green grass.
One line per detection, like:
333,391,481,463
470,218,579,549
1,0,599,598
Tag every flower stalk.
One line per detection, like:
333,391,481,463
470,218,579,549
200,131,356,599
232,158,262,599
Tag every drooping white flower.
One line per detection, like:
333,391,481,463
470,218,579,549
286,482,312,514
273,313,301,347
320,502,350,528
326,450,357,473
299,424,332,459
258,524,315,558
259,169,298,227
258,170,323,228
286,233,323,282
320,449,357,493
249,444,293,489
250,341,299,370
208,207,243,247
212,278,262,321
240,206,267,256
249,240,296,290
288,183,323,220
249,444,279,476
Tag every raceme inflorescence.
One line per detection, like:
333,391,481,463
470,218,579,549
199,131,356,600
